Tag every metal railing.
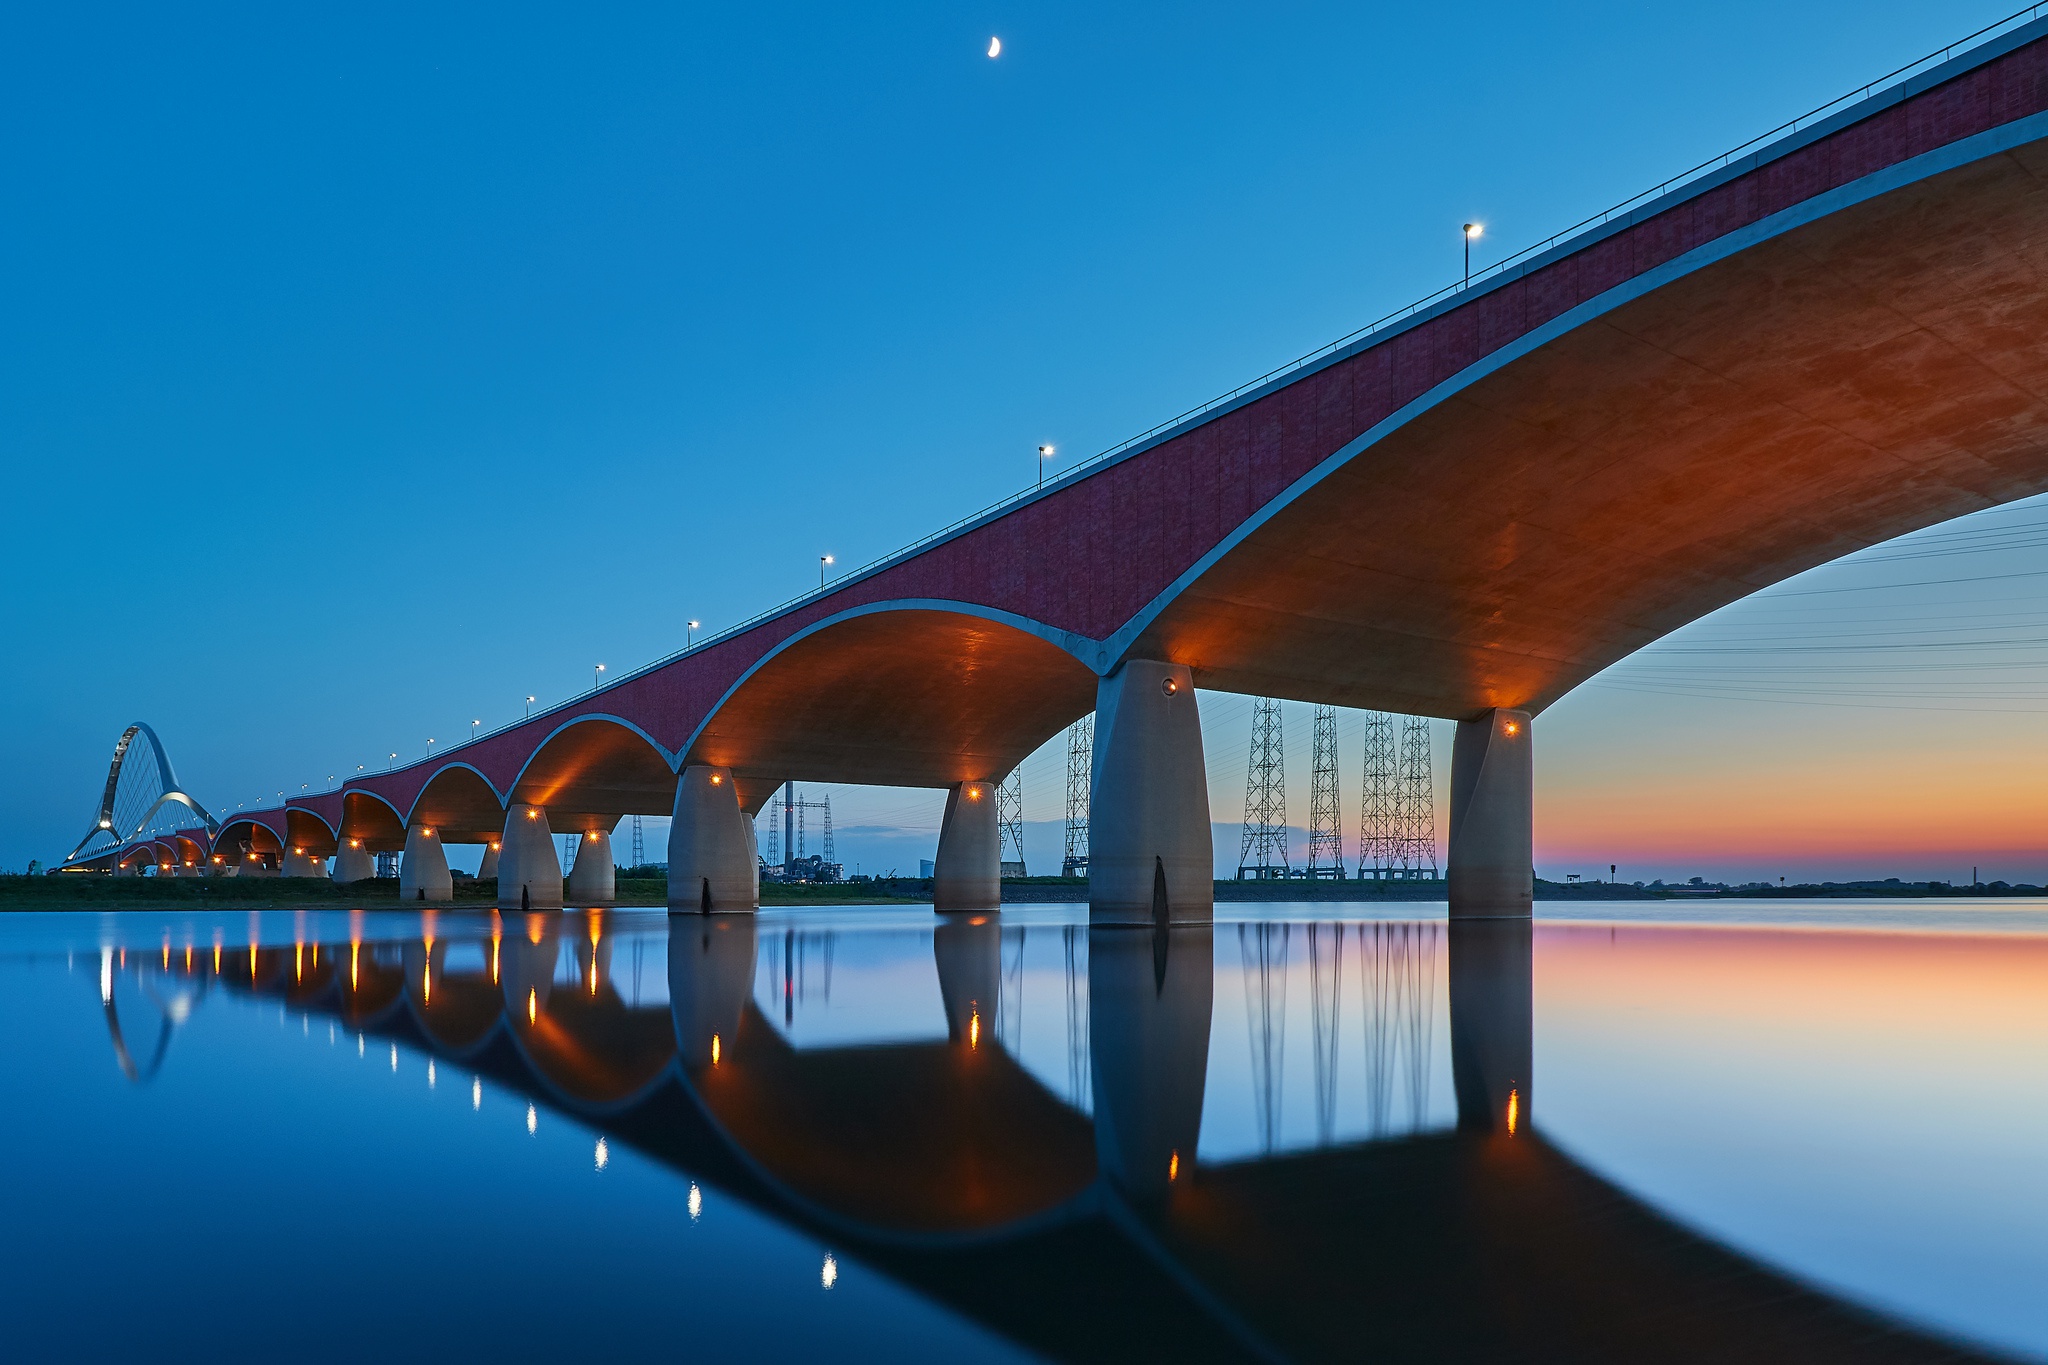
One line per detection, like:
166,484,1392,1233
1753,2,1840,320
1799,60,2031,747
304,2,2048,797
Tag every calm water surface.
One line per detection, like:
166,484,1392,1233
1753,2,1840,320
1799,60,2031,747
3,900,2044,1362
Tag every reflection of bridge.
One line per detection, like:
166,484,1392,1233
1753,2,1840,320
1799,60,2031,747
59,19,2048,926
92,913,1997,1362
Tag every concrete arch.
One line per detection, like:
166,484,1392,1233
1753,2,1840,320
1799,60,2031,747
507,715,675,833
284,807,338,857
685,602,1099,813
1110,114,2048,718
337,789,407,852
214,818,282,872
405,762,506,844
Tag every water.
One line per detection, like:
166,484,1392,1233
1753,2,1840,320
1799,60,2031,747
3,901,2042,1362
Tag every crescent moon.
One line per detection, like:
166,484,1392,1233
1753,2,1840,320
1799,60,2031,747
987,36,1001,58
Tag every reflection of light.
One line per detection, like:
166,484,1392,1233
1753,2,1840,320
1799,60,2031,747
389,1043,397,1073
968,1007,980,1050
1506,1087,1520,1135
527,989,537,1024
526,1103,537,1135
423,963,431,1006
820,1255,838,1290
594,1138,609,1172
1169,1151,1180,1182
427,1059,437,1089
688,1183,702,1221
295,943,303,980
358,1034,365,1058
472,1076,482,1110
589,963,597,996
350,940,360,990
710,1033,721,1066
99,947,111,1003
491,932,500,984
184,946,192,971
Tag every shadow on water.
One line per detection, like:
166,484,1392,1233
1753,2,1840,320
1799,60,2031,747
94,910,2003,1364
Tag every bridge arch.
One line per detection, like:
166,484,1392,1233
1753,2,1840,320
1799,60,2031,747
406,762,506,844
507,715,675,833
685,602,1098,813
338,789,408,851
62,722,219,867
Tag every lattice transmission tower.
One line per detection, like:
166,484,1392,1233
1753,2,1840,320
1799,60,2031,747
1063,716,1093,877
1357,711,1400,879
1306,704,1345,878
997,768,1025,876
631,814,644,870
1397,716,1438,878
1237,697,1290,879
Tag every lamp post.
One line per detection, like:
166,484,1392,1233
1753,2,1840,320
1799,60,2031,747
471,719,481,745
820,555,834,588
525,695,536,720
389,752,398,772
593,663,606,693
1462,222,1483,287
1038,444,1055,488
688,619,700,647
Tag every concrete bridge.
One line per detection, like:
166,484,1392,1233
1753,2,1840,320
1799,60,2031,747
66,17,2048,921
92,911,1995,1362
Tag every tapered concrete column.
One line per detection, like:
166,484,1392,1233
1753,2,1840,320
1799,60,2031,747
1449,917,1533,1135
566,824,616,903
333,841,375,883
476,839,500,881
669,913,757,1068
933,779,1001,912
400,823,453,902
934,913,1001,1045
282,849,329,879
1447,709,1533,918
498,805,564,911
240,853,275,877
667,766,756,914
1089,659,1212,925
1091,924,1214,1199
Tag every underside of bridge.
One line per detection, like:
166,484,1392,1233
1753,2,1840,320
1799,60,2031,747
1143,140,2048,720
686,609,1098,813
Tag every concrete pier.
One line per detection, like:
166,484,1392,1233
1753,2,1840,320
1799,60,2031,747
668,913,757,1068
933,779,1000,912
1447,709,1533,918
498,805,564,911
1090,924,1214,1199
667,765,756,914
281,848,329,879
477,839,500,881
400,823,452,902
567,825,617,903
1089,660,1213,925
333,840,375,883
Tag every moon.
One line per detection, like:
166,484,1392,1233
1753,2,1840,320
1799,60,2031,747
987,36,1001,58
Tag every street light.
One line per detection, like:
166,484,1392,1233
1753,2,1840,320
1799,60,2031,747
820,554,834,588
471,719,481,744
389,752,398,772
593,663,606,692
1462,222,1483,287
687,619,700,647
525,695,536,720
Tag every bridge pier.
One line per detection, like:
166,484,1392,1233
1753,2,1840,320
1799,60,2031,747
1447,709,1533,918
667,766,755,913
668,912,756,1068
933,779,1000,912
282,848,329,879
933,913,1000,1044
566,824,616,902
498,805,564,911
400,823,452,902
1089,659,1212,925
333,840,375,883
1091,923,1213,1199
477,839,500,881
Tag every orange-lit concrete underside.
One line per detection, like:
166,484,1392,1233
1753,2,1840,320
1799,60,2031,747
1146,145,2048,718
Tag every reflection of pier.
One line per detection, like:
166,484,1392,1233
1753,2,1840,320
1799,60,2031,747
89,913,1997,1363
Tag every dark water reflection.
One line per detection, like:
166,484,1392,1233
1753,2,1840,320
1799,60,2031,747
2,905,2036,1362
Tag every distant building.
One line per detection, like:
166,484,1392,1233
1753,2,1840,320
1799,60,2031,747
919,859,935,879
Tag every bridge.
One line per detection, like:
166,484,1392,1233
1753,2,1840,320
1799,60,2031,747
59,14,2048,921
89,910,1996,1363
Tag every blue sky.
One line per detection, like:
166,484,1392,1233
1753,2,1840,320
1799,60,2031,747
6,0,2044,882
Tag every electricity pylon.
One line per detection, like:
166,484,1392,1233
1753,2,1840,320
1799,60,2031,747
1397,716,1438,879
1358,711,1400,878
997,768,1025,876
1063,716,1093,877
1307,704,1345,878
1238,697,1290,879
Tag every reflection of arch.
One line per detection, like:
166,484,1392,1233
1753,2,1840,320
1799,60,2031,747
407,763,505,843
507,717,674,832
63,722,219,864
686,604,1097,813
405,939,505,1053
